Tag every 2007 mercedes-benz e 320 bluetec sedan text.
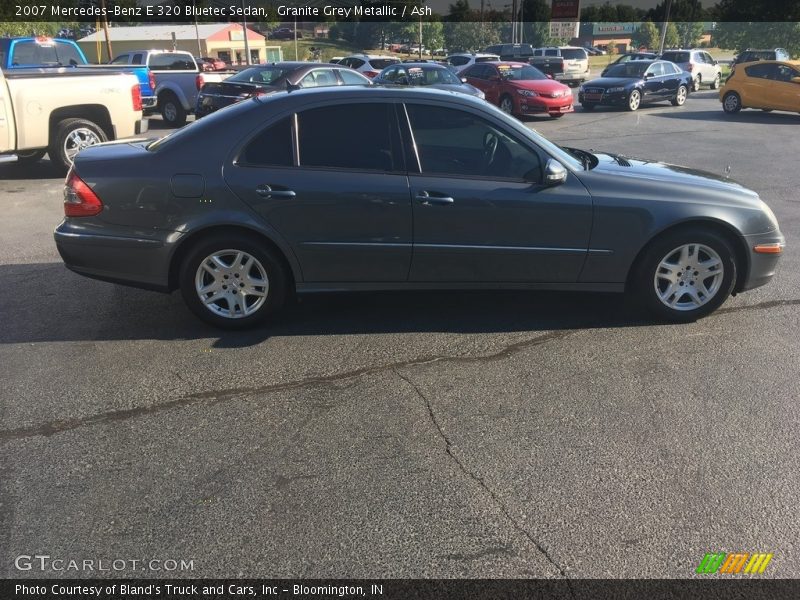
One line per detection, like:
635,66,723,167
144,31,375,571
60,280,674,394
55,87,784,329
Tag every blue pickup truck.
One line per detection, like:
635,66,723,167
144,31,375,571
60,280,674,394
0,37,156,109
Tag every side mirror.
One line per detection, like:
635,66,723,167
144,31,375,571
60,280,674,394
546,73,553,79
643,72,653,79
461,77,467,83
792,77,800,84
544,159,567,186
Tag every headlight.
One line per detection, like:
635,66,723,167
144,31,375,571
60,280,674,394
517,89,538,97
606,86,625,93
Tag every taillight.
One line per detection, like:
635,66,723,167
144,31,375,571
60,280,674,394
364,70,379,78
64,170,103,217
196,74,205,90
131,84,142,111
148,70,156,92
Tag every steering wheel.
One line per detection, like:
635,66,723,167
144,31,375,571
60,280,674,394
482,131,499,172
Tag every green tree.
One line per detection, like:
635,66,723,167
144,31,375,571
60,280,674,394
444,21,502,52
676,22,704,48
713,22,800,58
631,20,660,51
664,22,680,49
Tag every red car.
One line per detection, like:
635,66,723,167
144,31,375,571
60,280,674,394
462,61,573,118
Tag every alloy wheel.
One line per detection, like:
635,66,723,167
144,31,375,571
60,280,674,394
653,243,724,311
628,90,641,111
194,250,269,319
64,128,102,162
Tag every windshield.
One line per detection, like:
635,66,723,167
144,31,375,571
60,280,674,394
603,62,649,78
498,64,547,81
229,67,291,84
406,66,462,85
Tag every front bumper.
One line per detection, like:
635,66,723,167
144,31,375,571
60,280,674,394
54,221,179,292
739,230,786,292
578,90,628,106
516,95,574,115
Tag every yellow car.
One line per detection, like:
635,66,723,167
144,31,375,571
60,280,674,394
720,60,800,114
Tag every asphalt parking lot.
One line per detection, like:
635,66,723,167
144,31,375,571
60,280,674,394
1,89,798,580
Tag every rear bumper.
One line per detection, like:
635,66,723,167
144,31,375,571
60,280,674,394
54,221,179,292
739,230,786,292
142,96,157,110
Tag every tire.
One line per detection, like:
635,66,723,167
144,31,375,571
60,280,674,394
633,228,737,322
710,73,721,90
671,85,688,107
159,93,187,127
626,89,641,111
179,235,287,329
581,102,596,111
722,91,742,114
692,76,701,92
16,149,46,164
49,118,107,172
499,95,514,115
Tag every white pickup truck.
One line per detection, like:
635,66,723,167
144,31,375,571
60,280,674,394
0,66,146,171
108,50,233,126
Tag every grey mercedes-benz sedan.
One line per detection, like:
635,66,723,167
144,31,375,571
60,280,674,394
55,87,784,329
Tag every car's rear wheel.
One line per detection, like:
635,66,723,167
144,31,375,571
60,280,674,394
692,76,701,92
49,118,108,173
671,84,688,106
634,229,736,322
179,235,287,329
499,95,514,115
627,89,641,111
160,93,187,127
722,91,742,114
710,73,721,89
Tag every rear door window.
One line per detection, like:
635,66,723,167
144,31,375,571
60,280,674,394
240,117,294,167
297,103,400,172
337,69,369,85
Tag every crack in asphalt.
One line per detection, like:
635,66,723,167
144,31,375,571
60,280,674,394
1,296,796,445
393,368,576,595
0,330,575,444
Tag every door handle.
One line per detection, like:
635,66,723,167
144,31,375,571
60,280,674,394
415,191,454,205
255,184,296,199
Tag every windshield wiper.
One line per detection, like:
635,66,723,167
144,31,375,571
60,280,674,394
562,146,593,170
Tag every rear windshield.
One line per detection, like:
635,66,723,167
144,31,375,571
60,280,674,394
560,49,587,60
9,40,84,66
661,52,690,63
604,62,649,78
229,67,291,84
406,66,461,85
369,58,399,69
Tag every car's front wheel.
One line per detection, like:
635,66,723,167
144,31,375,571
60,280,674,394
671,84,688,106
499,95,515,115
179,235,287,329
634,229,737,322
627,89,641,111
722,91,742,114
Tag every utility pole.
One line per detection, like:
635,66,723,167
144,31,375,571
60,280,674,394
241,0,251,65
194,1,202,58
658,0,673,55
99,0,112,61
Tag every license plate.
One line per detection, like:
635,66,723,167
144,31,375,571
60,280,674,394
585,93,602,101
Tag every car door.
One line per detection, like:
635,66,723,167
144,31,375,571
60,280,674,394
402,103,593,283
463,64,491,96
642,62,668,100
0,71,11,153
659,61,682,97
774,63,800,111
225,102,412,282
742,63,777,108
